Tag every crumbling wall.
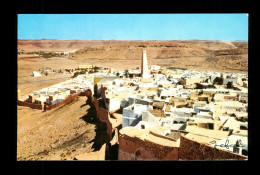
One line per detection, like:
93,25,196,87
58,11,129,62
100,86,107,109
97,107,113,140
17,100,43,110
90,96,120,159
179,135,247,160
110,128,119,146
91,96,118,140
118,134,178,160
92,98,99,110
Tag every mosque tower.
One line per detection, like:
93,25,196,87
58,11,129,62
141,50,149,78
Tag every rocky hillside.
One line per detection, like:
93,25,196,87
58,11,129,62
17,39,248,73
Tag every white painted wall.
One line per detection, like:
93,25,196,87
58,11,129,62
109,98,121,112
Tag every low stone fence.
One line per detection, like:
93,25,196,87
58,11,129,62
17,100,43,110
44,92,83,111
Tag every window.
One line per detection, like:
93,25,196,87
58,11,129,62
240,125,248,130
208,123,214,130
223,127,229,131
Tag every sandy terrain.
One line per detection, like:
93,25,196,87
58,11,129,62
18,55,79,99
17,96,109,160
18,39,248,73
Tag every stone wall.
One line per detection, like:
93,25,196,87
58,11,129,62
118,134,178,160
179,134,247,160
45,92,83,111
108,98,121,112
91,96,120,148
122,104,150,128
90,96,122,159
142,111,160,126
17,100,43,110
97,107,113,140
123,117,142,128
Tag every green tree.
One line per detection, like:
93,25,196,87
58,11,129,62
124,70,129,77
94,66,99,72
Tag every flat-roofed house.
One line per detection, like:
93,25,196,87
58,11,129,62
78,64,96,70
179,125,247,160
118,126,180,160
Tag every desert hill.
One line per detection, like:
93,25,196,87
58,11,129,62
17,39,248,73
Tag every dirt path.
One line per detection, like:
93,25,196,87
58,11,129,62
221,41,238,49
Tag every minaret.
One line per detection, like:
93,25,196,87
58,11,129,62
141,50,149,78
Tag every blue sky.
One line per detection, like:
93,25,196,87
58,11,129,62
18,14,248,41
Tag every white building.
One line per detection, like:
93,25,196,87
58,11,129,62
32,71,42,77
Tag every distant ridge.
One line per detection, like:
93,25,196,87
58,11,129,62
18,39,248,73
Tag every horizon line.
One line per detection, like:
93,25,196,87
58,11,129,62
17,39,248,41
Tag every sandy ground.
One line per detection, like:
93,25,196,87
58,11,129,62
18,56,78,99
17,96,106,160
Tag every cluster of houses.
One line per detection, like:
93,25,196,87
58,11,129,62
22,75,94,106
94,67,248,159
91,51,248,160
24,64,117,107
